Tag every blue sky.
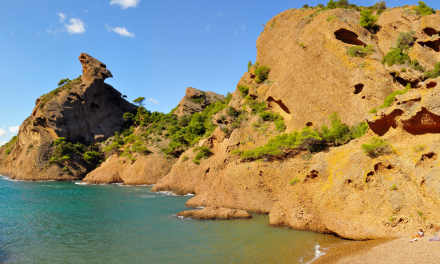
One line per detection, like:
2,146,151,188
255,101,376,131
0,0,438,144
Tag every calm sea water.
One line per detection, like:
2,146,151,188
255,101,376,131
0,176,344,264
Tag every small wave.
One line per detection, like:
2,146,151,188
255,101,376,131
306,244,326,264
140,195,155,198
184,193,195,196
196,206,205,209
157,191,177,196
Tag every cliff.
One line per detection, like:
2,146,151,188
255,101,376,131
0,54,135,181
152,6,440,239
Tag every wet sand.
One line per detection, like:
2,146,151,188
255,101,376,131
314,236,440,263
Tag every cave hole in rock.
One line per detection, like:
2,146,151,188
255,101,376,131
423,27,440,37
249,94,258,100
389,73,415,88
421,152,437,161
266,96,291,114
362,96,366,99
354,84,364,94
334,29,367,46
427,82,437,88
365,171,374,183
345,179,353,185
418,39,440,52
90,103,101,111
374,162,394,171
305,170,319,181
306,122,313,127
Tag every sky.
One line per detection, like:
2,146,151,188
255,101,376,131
0,0,439,145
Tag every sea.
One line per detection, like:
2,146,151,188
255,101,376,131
0,175,345,264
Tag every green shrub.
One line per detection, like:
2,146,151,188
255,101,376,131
401,67,407,72
413,1,435,16
299,43,306,49
418,211,423,217
347,45,374,58
254,66,270,84
327,15,337,21
380,83,411,108
275,120,286,132
361,137,394,158
63,166,68,171
289,178,300,185
395,31,416,51
231,149,242,155
103,142,121,154
321,112,350,146
360,10,378,30
61,155,70,161
369,108,378,114
244,96,266,114
1,136,17,148
302,4,309,8
237,85,250,98
317,3,324,8
181,156,189,162
247,61,253,72
259,111,281,121
327,0,336,9
49,157,58,163
390,184,397,190
83,151,103,163
231,122,240,129
381,48,410,67
347,121,369,140
5,148,12,155
414,144,426,152
58,78,70,86
337,0,349,7
193,146,213,164
374,1,386,11
226,106,240,118
424,62,440,79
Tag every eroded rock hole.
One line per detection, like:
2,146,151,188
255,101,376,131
374,162,394,171
362,96,366,99
249,94,258,100
427,82,437,88
266,96,291,114
306,122,313,127
421,152,437,161
423,27,440,37
334,29,366,46
354,84,364,94
366,171,374,183
418,39,440,52
305,170,319,181
90,103,101,111
345,179,353,185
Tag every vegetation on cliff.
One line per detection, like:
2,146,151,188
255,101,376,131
240,112,368,161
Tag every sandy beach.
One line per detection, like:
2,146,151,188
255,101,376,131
314,236,440,263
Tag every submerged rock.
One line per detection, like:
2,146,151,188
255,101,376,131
177,206,252,220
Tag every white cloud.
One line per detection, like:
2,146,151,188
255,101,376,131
234,30,238,37
0,128,6,137
0,141,7,146
9,126,19,134
58,13,66,22
242,25,246,31
110,0,140,9
206,25,210,30
106,24,134,37
83,10,90,13
65,18,86,35
147,98,158,104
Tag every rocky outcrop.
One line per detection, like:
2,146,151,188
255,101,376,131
81,150,175,185
367,77,440,136
0,54,135,181
177,206,252,220
152,8,440,240
238,7,440,132
174,87,225,117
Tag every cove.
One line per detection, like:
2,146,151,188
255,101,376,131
0,176,344,263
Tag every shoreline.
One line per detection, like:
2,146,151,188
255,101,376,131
312,239,390,263
314,236,440,263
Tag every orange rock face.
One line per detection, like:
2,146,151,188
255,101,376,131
152,8,440,240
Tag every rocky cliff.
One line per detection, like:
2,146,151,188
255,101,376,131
174,87,225,117
152,6,440,239
0,54,135,180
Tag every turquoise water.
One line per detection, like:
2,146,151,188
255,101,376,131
0,176,343,264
